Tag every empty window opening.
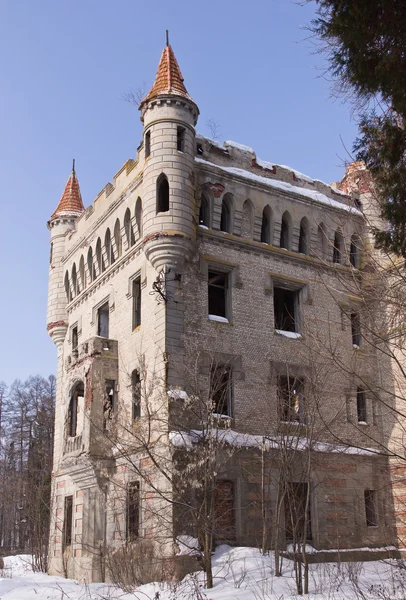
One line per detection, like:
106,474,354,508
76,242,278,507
79,256,86,291
114,219,122,259
350,235,360,268
214,480,235,543
357,388,367,423
199,195,210,227
135,197,143,238
97,302,109,338
241,199,254,239
68,382,83,438
157,174,169,213
208,271,228,319
124,208,135,248
87,247,96,283
278,376,305,423
177,127,185,152
63,495,73,548
65,271,72,303
298,218,309,254
285,482,312,541
105,228,113,266
210,365,232,416
72,326,78,353
261,206,272,244
104,379,115,429
132,277,141,329
50,242,53,265
220,195,233,233
197,143,203,155
71,264,77,297
351,312,361,347
145,130,151,158
280,213,291,250
131,370,141,420
274,287,297,333
127,481,140,540
364,490,378,526
333,230,342,264
96,238,105,274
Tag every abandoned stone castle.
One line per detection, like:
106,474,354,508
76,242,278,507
46,41,406,582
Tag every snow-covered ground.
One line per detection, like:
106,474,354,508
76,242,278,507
1,546,406,599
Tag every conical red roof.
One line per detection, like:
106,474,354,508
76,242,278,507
51,163,84,220
141,44,194,106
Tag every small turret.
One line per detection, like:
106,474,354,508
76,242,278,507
47,162,84,347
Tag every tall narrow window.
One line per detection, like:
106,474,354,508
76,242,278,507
350,234,360,268
65,271,72,302
63,495,73,548
157,174,169,213
241,199,254,239
333,230,343,264
105,228,113,266
127,482,140,540
298,218,309,254
280,212,291,250
177,126,185,152
132,277,141,329
208,271,228,320
285,482,312,541
104,379,115,429
210,365,232,416
79,255,86,291
135,197,143,238
114,218,122,259
199,195,210,227
220,195,233,233
364,490,378,526
96,238,105,274
351,312,361,347
214,480,235,543
72,325,78,353
68,382,83,437
87,247,95,283
261,206,272,244
97,302,109,338
357,388,367,423
131,370,141,420
274,287,298,333
71,264,78,297
124,208,135,248
278,376,305,423
145,130,151,158
317,223,327,260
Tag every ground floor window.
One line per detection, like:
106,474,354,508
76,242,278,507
63,495,73,548
126,481,140,540
284,482,312,542
214,480,235,543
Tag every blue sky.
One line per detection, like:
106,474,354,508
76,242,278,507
0,0,357,385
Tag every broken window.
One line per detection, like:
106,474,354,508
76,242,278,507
132,277,141,330
177,126,185,152
351,312,361,347
68,382,83,437
261,205,272,244
131,370,141,420
285,482,312,541
71,325,78,354
97,302,109,338
103,380,115,429
63,495,73,548
364,490,378,526
145,130,151,158
210,365,232,416
274,287,298,333
220,194,233,233
127,481,140,540
280,212,291,250
208,271,228,319
157,174,169,213
357,388,367,423
298,218,309,254
278,376,305,423
199,195,210,227
333,230,343,264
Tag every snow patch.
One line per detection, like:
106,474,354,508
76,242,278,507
175,535,201,556
167,389,189,400
275,329,302,339
225,140,254,153
199,224,209,229
208,314,229,323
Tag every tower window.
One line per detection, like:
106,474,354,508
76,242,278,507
157,174,169,213
72,325,78,353
278,376,306,423
351,312,361,347
210,365,232,416
364,490,378,526
145,130,151,158
177,127,185,152
104,379,115,429
357,388,367,423
127,481,140,540
132,277,141,330
68,383,83,438
97,302,109,338
63,495,73,548
199,195,210,227
274,287,298,333
131,370,141,420
208,271,229,319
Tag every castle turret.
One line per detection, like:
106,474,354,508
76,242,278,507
139,36,199,271
47,162,84,347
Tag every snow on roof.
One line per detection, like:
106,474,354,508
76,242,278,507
195,157,363,217
225,140,255,153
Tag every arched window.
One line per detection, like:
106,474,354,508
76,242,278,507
145,130,151,158
261,205,273,244
241,199,254,239
71,263,78,298
298,217,309,255
87,247,95,283
131,370,141,420
280,211,292,250
105,228,113,266
68,382,84,438
199,194,210,228
157,174,169,213
333,229,343,264
64,271,72,302
124,208,135,248
79,255,86,292
114,218,122,259
317,223,328,260
220,193,233,233
96,238,105,274
135,197,143,238
350,234,361,268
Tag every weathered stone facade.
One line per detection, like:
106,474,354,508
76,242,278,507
46,42,401,583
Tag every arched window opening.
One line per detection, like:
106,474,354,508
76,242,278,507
96,238,105,274
68,382,84,438
350,234,361,268
145,130,151,158
280,212,291,250
65,271,72,302
105,228,113,267
333,230,343,264
114,219,122,259
131,370,141,420
157,174,169,213
71,263,78,298
199,195,210,228
124,208,135,248
220,194,233,233
79,256,86,292
135,197,143,238
261,206,272,244
317,223,327,259
298,218,309,255
87,247,95,283
177,127,185,152
241,199,254,239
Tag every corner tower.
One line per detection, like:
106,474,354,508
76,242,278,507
139,36,199,271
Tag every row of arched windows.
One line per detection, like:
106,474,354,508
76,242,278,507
65,198,142,302
199,194,361,267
